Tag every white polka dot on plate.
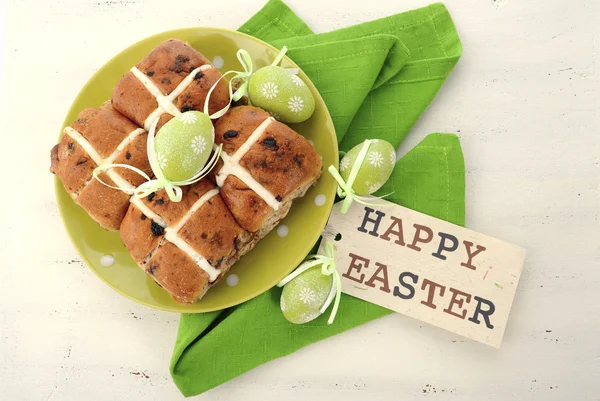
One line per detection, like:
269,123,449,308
314,194,326,207
308,140,314,145
277,225,289,237
100,254,115,267
226,274,239,286
212,56,224,69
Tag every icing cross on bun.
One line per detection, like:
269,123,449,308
112,39,230,132
50,102,152,230
215,106,322,234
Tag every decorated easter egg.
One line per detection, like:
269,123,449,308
248,66,315,123
154,111,214,182
340,139,396,196
281,265,333,324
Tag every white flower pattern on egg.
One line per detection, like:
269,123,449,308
288,96,304,113
191,135,207,155
290,74,304,87
390,149,397,164
368,151,384,167
340,157,351,172
268,110,280,120
262,82,279,99
153,111,214,182
180,113,198,124
156,152,168,171
369,182,382,194
249,65,315,123
299,287,317,305
339,139,396,197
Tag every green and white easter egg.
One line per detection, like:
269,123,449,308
281,265,333,324
340,139,396,196
154,111,214,182
248,66,315,123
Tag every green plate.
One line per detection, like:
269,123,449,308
55,28,338,313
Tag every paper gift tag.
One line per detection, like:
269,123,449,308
321,201,526,347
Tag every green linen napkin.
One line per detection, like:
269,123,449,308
171,1,463,396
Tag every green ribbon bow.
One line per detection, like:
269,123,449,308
203,46,293,119
203,49,254,119
93,118,222,202
327,139,393,214
277,239,342,324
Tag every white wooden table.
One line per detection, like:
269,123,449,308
2,0,599,399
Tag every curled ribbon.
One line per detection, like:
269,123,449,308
277,239,342,325
328,139,394,214
203,49,254,119
93,118,222,202
203,46,291,120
